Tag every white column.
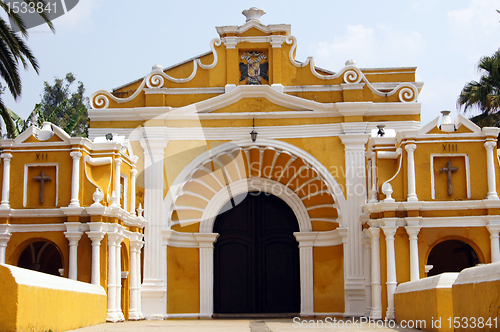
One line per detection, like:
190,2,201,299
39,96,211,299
0,225,11,264
381,224,398,320
405,143,418,202
485,141,499,200
369,154,378,203
294,232,317,316
362,229,372,317
487,225,500,263
368,227,382,320
86,228,105,285
136,239,144,319
140,135,168,319
64,223,83,280
129,235,144,320
114,158,122,208
194,233,219,318
69,151,82,207
116,236,124,321
107,233,119,322
405,224,421,281
340,135,369,316
1,153,12,209
130,168,137,214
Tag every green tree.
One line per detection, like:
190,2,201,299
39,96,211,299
38,72,89,137
457,48,500,127
0,0,54,138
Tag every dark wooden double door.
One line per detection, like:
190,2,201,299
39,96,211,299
214,192,300,314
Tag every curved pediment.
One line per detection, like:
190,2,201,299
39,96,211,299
168,85,338,116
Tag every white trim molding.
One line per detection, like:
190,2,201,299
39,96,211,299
430,153,470,200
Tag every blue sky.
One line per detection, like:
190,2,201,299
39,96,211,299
3,0,500,125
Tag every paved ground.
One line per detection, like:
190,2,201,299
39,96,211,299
67,318,424,332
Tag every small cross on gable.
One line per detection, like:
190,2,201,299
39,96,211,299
439,161,459,196
33,170,52,204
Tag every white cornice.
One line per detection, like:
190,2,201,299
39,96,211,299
216,21,291,36
365,199,500,215
89,121,420,141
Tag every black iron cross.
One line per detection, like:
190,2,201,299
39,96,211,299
439,161,458,196
33,170,52,203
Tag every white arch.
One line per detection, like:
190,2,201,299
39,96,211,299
164,138,346,228
200,178,311,233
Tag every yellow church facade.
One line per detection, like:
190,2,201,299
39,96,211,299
86,7,500,321
2,7,500,328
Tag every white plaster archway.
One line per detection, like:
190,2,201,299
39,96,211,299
164,138,347,228
163,138,347,318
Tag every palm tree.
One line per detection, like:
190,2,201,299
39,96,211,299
457,49,500,125
0,1,54,138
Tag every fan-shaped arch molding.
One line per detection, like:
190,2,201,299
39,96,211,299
164,139,346,230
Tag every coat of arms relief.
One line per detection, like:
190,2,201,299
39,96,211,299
239,51,269,85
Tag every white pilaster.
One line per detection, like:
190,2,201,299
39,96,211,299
136,237,144,319
405,219,421,282
487,224,500,263
369,154,378,203
86,223,105,285
340,134,369,316
485,141,499,200
0,225,11,264
130,168,137,215
194,233,219,318
69,151,82,207
362,229,372,317
107,232,120,322
294,232,317,316
381,222,398,320
114,158,122,208
140,133,168,319
116,235,124,321
129,234,144,320
405,143,418,202
0,153,12,209
64,223,83,280
368,227,382,320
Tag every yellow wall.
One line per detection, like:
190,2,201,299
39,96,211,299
395,287,454,332
0,264,107,332
313,246,344,313
166,246,200,314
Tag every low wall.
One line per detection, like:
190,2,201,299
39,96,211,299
0,264,107,332
452,263,500,332
395,273,458,332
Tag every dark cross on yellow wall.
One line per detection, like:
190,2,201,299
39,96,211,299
33,170,52,204
439,161,459,196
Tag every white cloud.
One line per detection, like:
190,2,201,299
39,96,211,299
53,0,99,30
447,0,500,59
308,24,426,70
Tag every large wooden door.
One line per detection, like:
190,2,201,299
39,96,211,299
213,191,300,314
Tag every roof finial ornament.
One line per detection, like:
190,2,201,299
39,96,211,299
242,7,265,22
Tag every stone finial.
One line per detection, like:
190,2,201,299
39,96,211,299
441,110,455,132
345,59,356,66
242,7,265,22
137,203,144,217
37,122,54,141
91,188,104,207
152,64,163,72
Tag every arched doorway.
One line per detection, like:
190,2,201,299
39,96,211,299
427,239,480,276
213,191,300,314
17,240,64,276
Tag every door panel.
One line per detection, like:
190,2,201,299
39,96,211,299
214,192,300,314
